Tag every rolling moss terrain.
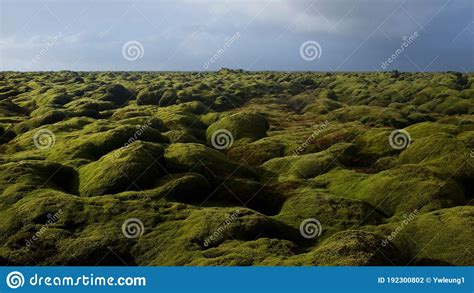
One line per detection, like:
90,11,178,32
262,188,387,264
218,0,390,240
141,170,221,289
0,70,473,266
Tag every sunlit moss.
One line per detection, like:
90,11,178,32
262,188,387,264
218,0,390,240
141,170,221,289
0,71,472,266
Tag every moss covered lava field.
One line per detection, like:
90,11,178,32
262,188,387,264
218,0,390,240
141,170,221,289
0,70,473,266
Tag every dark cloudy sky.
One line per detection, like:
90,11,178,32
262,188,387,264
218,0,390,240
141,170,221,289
0,0,473,71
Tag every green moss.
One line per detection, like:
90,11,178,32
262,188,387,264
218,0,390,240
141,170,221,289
164,143,256,179
433,96,474,115
192,238,297,266
457,131,474,148
315,164,466,218
78,141,164,196
159,89,178,107
305,230,405,265
353,165,465,217
14,110,67,134
275,187,385,238
0,100,29,117
404,121,459,139
399,133,473,178
134,207,297,265
35,90,72,106
136,89,163,105
353,128,395,161
152,173,210,202
46,122,167,163
261,230,405,266
118,116,167,132
331,105,408,128
210,178,284,215
372,156,400,172
303,122,365,152
99,84,134,106
65,98,116,114
392,206,474,265
314,168,369,198
0,160,77,204
0,71,472,266
227,138,285,166
261,143,355,182
206,112,269,146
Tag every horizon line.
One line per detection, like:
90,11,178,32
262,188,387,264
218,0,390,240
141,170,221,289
2,70,473,74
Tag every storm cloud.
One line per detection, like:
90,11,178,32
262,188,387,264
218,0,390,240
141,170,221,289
0,0,472,71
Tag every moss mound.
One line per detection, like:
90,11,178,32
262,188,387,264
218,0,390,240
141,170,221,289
282,230,406,265
152,173,210,202
133,207,298,265
354,165,465,217
164,143,256,179
261,143,355,181
78,141,164,196
136,89,163,105
206,112,269,146
275,188,385,237
0,160,77,203
391,206,474,265
399,133,473,178
227,138,285,166
100,84,134,106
